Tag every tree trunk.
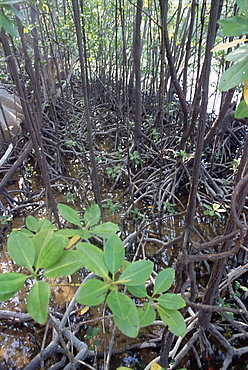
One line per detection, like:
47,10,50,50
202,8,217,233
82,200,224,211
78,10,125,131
198,136,248,329
72,0,104,220
184,0,222,237
133,0,143,151
1,24,59,222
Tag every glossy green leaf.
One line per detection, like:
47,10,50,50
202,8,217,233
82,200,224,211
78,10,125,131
26,215,38,232
128,284,147,298
225,44,248,62
58,203,82,227
219,56,248,91
119,260,153,286
27,281,50,324
157,306,186,337
84,204,101,227
104,233,124,273
153,268,175,295
218,16,248,36
76,279,108,306
235,99,248,118
0,12,19,37
0,273,26,301
107,290,134,319
36,235,67,269
157,293,186,310
236,0,248,17
31,229,54,268
77,242,108,278
107,291,140,337
7,230,35,270
138,302,156,326
44,250,83,278
91,222,119,239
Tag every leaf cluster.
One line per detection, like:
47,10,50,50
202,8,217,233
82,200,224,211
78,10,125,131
0,203,186,339
215,0,248,118
0,0,23,37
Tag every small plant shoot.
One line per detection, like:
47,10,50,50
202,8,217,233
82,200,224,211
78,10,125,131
0,204,186,339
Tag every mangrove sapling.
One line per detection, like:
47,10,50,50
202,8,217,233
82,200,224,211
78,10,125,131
0,203,187,367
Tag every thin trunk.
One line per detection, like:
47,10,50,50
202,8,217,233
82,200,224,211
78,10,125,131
1,21,59,223
184,0,222,237
133,0,143,151
198,136,248,329
159,0,188,150
71,0,104,220
183,0,196,95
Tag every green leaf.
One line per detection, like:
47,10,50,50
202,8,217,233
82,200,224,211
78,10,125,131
235,99,248,118
19,229,34,237
107,290,134,319
0,273,26,301
122,260,131,271
27,281,50,324
31,229,54,268
239,284,248,292
26,215,38,232
104,233,124,274
0,0,23,4
77,242,108,278
7,230,35,270
91,222,119,239
37,219,55,231
128,284,148,298
76,279,108,306
36,235,67,269
58,203,82,227
153,268,175,295
138,302,156,326
157,306,186,337
219,56,248,91
119,260,153,286
84,204,101,227
157,293,186,310
56,228,92,239
77,229,92,239
218,16,248,37
225,44,248,62
92,327,101,336
113,312,140,338
4,4,23,20
107,291,140,338
0,12,18,37
44,250,83,278
236,0,248,17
